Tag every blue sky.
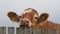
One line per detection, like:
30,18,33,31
0,0,60,27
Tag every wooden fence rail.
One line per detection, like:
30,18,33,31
0,27,6,34
16,27,32,34
0,27,59,34
8,27,14,34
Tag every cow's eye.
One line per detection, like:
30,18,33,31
35,17,38,19
19,15,24,19
19,16,23,18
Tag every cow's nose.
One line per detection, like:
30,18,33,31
21,20,29,25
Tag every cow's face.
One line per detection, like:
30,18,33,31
7,8,49,28
19,8,39,27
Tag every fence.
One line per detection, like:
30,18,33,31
0,27,59,34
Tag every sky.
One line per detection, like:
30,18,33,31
0,0,60,27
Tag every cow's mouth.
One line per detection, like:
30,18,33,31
20,25,30,28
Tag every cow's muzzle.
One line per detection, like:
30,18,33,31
20,20,30,28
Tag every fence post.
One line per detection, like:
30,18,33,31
33,28,40,34
51,29,57,34
8,27,14,34
42,28,48,34
0,27,6,34
16,27,32,34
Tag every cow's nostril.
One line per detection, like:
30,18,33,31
21,20,29,25
21,21,23,22
26,21,29,23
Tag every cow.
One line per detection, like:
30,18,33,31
7,8,60,34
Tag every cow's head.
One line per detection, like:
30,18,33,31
7,8,49,28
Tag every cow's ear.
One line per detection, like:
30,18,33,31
7,12,19,22
38,13,49,23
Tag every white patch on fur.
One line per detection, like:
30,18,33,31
23,9,33,14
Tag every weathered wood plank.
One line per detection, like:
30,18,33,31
8,27,14,34
42,28,48,34
0,27,6,34
33,28,40,34
16,27,19,34
24,27,32,34
16,27,32,34
51,29,57,34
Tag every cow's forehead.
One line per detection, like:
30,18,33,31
23,8,33,14
22,8,38,15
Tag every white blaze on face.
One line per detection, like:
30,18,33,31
23,8,33,14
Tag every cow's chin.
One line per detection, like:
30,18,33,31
20,25,30,28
